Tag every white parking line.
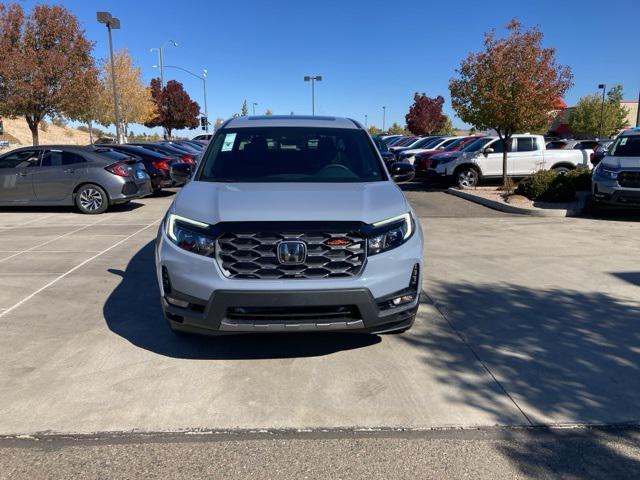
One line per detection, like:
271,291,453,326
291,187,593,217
0,221,159,319
0,214,57,230
0,216,113,264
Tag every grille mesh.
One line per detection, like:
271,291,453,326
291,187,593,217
618,171,640,188
216,231,366,279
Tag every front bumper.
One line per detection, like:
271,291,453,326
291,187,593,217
156,221,423,334
162,287,418,335
592,177,640,207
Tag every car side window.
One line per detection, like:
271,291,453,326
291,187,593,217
516,137,536,152
62,152,87,165
489,140,512,153
41,150,64,167
0,150,40,169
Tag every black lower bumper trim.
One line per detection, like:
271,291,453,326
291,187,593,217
162,288,418,335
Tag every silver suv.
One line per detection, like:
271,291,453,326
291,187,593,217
156,116,423,335
592,128,640,207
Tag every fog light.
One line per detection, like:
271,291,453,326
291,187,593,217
166,296,189,308
391,294,415,306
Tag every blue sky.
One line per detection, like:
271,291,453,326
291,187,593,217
21,0,640,136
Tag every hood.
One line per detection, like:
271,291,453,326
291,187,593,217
172,181,410,225
601,156,640,169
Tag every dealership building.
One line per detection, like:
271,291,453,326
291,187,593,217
549,98,640,138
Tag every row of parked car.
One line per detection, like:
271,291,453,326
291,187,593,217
0,139,207,214
372,133,592,188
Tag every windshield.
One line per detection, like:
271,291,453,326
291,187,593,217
461,137,493,152
198,127,385,183
609,135,640,157
420,137,443,149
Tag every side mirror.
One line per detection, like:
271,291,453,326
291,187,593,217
483,147,494,156
389,162,415,183
170,163,193,186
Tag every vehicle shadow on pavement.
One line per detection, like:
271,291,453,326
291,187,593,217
409,283,640,479
0,202,144,214
103,241,380,359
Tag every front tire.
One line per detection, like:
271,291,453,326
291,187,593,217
455,166,480,188
75,184,109,214
553,166,573,175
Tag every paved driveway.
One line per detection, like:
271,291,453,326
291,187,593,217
0,187,639,435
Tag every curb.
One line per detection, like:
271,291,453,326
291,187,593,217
446,188,588,217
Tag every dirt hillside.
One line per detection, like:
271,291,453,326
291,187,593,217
1,117,91,151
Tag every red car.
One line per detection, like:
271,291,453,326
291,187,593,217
414,136,480,177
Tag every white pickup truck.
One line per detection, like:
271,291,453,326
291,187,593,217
426,134,592,188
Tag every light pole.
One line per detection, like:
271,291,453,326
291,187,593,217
636,89,640,127
304,75,322,115
598,84,606,139
97,12,122,144
382,106,386,133
150,40,178,90
252,102,258,115
159,65,209,133
365,114,368,128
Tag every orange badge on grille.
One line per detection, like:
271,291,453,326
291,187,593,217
325,238,351,246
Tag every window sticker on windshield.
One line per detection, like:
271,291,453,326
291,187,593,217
620,137,628,146
221,133,236,152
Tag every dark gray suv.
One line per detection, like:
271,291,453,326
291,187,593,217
0,145,151,214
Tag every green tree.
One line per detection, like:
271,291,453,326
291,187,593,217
450,19,573,187
241,100,249,116
0,3,99,145
437,116,455,135
569,85,629,138
387,122,406,135
214,118,225,130
367,125,382,135
265,108,273,116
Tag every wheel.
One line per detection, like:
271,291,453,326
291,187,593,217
75,184,108,214
553,166,572,175
455,166,480,188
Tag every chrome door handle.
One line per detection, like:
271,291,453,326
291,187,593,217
17,172,29,177
64,169,75,174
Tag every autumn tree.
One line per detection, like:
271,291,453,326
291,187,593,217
241,100,249,116
450,19,573,186
437,116,455,135
146,79,200,138
405,93,446,136
387,122,407,135
569,85,629,139
96,49,155,141
367,125,382,135
0,3,99,145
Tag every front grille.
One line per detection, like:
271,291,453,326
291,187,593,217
217,230,366,279
226,305,360,321
618,171,640,188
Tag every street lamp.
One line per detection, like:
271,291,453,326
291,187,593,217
252,102,258,115
304,75,322,115
365,114,368,128
150,40,178,90
97,11,122,144
598,84,606,139
156,65,209,132
382,106,386,133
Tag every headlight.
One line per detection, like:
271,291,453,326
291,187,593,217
596,165,618,179
368,213,414,255
165,213,216,257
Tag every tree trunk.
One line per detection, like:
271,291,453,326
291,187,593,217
166,128,172,140
25,115,40,146
501,135,511,188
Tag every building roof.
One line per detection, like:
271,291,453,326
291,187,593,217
224,115,361,129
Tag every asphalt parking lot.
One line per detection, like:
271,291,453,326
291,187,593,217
1,185,640,477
